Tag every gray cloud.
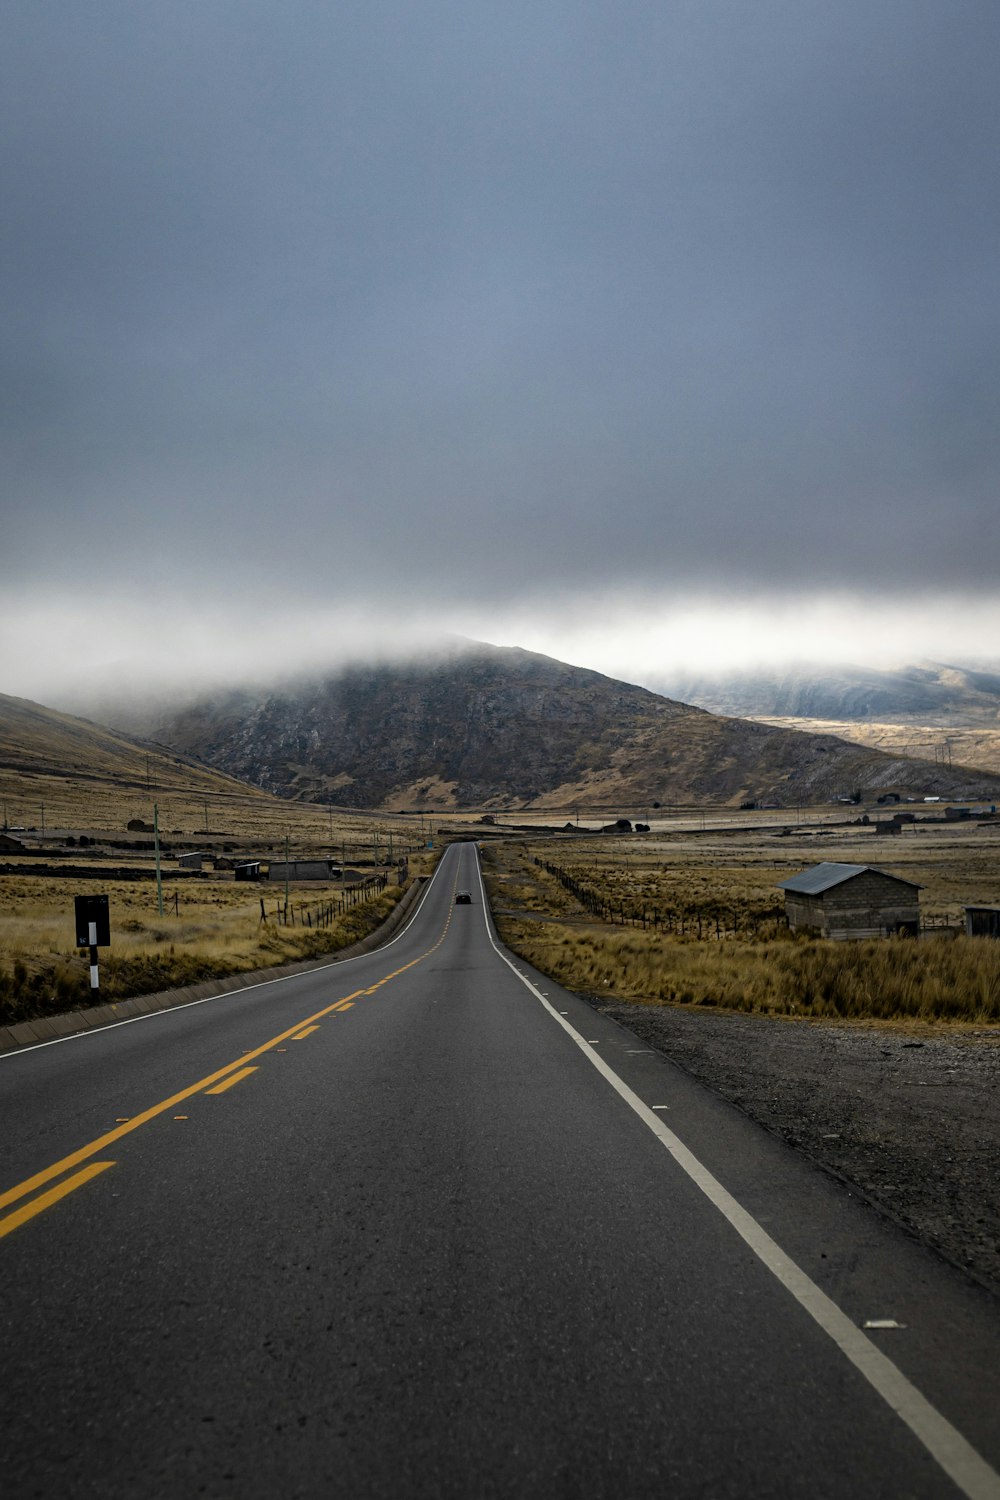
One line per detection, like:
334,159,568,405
4,1,1000,625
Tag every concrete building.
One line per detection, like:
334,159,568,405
778,863,921,940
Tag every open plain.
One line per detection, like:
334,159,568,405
481,815,1000,1295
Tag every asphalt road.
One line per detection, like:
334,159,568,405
2,842,999,1499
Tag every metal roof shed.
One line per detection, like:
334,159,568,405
780,863,871,896
778,863,921,940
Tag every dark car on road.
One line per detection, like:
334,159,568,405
455,891,472,905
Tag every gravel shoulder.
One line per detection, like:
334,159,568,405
584,997,1000,1296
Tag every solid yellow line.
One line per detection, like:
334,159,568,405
292,1026,319,1040
0,904,454,1220
0,1162,116,1241
205,1066,257,1095
332,1001,354,1011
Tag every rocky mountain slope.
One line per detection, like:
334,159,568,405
99,643,1000,810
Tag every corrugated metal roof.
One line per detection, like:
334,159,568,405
778,862,920,896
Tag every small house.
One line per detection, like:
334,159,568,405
964,906,1000,939
177,851,207,870
234,861,262,882
778,863,921,940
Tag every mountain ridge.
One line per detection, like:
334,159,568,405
89,642,1000,810
652,659,1000,726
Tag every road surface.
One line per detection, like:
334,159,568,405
2,842,999,1498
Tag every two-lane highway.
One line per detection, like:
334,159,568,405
3,842,999,1497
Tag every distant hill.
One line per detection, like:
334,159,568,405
0,691,290,831
651,661,1000,776
95,643,1000,810
653,660,1000,726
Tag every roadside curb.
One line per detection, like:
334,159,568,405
0,876,430,1056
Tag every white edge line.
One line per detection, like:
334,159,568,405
472,851,1000,1500
1,847,451,1061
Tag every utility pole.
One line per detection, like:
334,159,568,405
153,803,165,917
284,830,290,920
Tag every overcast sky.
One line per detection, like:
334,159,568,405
3,1,999,702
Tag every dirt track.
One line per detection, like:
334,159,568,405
587,998,1000,1296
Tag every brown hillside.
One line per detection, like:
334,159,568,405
0,692,319,835
98,643,1000,810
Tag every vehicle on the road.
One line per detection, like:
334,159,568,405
455,890,472,904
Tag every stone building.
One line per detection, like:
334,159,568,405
778,863,921,940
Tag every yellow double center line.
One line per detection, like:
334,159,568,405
0,908,455,1240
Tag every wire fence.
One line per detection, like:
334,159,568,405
533,857,788,940
262,872,389,927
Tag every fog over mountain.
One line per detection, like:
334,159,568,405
100,643,1000,811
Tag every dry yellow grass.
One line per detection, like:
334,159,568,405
0,848,442,1026
483,825,1000,1024
0,689,449,1025
753,716,1000,776
503,818,1000,927
0,764,431,852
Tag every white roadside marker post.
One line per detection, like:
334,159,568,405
88,921,99,991
74,894,110,998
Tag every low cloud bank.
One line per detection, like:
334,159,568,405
4,585,999,713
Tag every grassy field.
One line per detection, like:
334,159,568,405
0,693,454,1026
0,762,432,853
482,819,1000,1024
0,849,441,1028
753,716,1000,776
